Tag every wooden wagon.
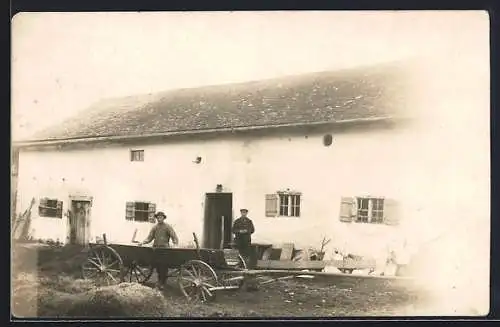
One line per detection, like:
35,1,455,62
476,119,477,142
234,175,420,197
81,233,251,302
81,234,414,303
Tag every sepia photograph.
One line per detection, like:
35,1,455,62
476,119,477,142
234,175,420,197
11,11,490,318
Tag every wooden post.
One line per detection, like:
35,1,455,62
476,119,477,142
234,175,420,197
131,229,138,243
103,233,107,246
220,216,225,249
193,232,201,260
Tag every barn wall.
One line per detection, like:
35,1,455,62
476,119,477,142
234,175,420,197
15,114,476,261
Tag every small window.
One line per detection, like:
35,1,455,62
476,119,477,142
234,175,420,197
39,198,63,218
338,197,399,225
130,150,144,162
323,134,333,146
125,201,156,222
265,191,301,217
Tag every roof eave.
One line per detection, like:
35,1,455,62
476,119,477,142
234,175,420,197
13,116,397,149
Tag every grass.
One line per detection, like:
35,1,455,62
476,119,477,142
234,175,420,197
11,242,431,318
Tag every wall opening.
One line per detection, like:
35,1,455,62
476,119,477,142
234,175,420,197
323,134,333,146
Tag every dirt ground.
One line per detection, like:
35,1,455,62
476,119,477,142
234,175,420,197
11,242,432,318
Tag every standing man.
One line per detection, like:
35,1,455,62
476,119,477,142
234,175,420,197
139,211,179,290
232,208,255,265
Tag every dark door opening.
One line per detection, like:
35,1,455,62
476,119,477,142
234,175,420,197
69,200,91,245
203,193,233,249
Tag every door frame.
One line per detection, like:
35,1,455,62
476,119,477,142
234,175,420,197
68,195,93,245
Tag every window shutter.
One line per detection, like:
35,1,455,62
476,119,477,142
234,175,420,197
38,198,48,217
148,203,156,223
125,202,135,221
383,198,400,226
265,194,278,217
56,201,63,218
339,197,355,222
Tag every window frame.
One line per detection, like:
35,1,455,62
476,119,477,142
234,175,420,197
267,191,302,218
38,197,63,219
355,196,385,224
125,201,156,223
130,149,145,162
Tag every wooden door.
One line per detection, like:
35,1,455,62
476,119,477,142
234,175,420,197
202,193,233,249
70,200,91,245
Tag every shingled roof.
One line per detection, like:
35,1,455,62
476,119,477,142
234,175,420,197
27,62,409,142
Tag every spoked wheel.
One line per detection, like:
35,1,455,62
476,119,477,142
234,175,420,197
235,254,247,270
219,253,248,289
178,260,218,303
122,261,154,284
82,245,123,286
222,249,247,270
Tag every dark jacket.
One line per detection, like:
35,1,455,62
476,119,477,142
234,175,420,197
232,216,255,245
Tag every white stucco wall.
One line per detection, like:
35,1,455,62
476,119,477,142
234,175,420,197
15,115,470,261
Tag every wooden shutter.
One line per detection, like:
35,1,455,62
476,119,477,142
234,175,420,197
148,203,156,223
339,197,355,222
38,198,48,217
383,198,400,226
56,201,63,218
265,194,278,217
125,202,135,221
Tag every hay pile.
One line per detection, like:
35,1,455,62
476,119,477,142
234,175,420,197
12,272,169,318
40,283,169,318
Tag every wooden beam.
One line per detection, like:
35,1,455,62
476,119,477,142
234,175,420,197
207,285,241,291
255,259,377,270
228,269,414,281
256,260,327,270
131,229,138,243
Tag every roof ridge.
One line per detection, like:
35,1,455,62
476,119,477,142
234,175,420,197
93,60,405,104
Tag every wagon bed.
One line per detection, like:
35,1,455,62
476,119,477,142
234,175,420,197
81,234,248,302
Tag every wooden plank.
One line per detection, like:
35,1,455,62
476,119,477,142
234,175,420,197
256,259,376,270
13,216,28,240
13,199,36,240
330,259,376,269
257,260,326,270
279,243,294,261
229,268,414,281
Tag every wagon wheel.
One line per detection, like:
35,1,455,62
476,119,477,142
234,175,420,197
219,254,248,289
82,245,123,286
122,261,154,284
178,260,218,303
236,254,247,270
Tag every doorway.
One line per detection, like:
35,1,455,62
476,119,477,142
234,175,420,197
69,200,91,245
203,193,233,249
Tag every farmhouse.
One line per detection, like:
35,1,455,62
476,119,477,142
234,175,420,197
13,62,427,259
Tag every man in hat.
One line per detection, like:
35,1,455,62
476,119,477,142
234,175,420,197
232,208,255,264
139,211,179,289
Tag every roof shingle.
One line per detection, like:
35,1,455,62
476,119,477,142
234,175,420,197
29,62,409,141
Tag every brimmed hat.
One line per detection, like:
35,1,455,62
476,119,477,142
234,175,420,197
154,211,167,218
240,208,249,213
